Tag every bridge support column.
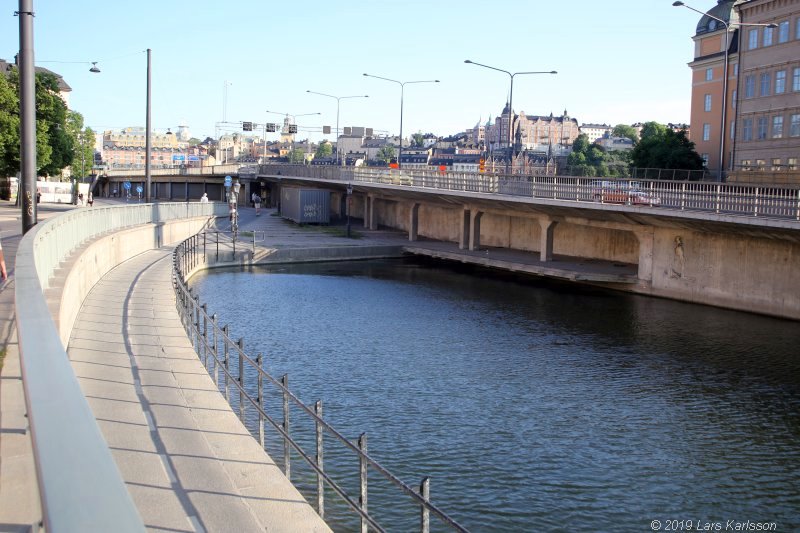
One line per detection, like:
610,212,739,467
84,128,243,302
634,228,655,282
459,208,470,250
469,210,483,251
365,195,377,230
409,202,420,242
538,217,558,262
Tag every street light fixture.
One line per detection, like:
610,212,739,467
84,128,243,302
362,73,439,169
306,90,368,165
464,60,556,175
673,1,777,181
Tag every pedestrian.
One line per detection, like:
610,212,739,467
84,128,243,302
36,189,41,204
254,193,261,215
251,191,257,208
87,191,94,207
0,236,7,283
78,192,84,206
200,192,209,203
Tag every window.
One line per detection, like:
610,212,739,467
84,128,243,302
741,159,752,170
732,90,737,107
772,116,783,138
704,94,712,112
701,154,709,167
793,68,800,92
760,73,771,96
745,75,755,98
791,114,800,137
705,68,713,81
778,21,789,43
776,70,786,94
788,158,797,170
757,117,768,140
749,29,759,49
771,158,781,171
734,63,739,77
730,120,736,139
743,118,753,141
756,159,766,168
764,26,774,46
797,18,800,39
703,123,712,141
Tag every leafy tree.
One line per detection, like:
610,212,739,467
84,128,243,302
288,148,305,164
0,72,20,179
612,124,639,143
630,123,704,172
65,111,95,180
411,132,424,147
315,140,333,159
567,133,631,178
377,145,395,164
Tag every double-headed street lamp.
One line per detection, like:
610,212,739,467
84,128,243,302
266,110,321,163
672,1,776,182
464,60,556,175
362,74,439,169
306,91,368,165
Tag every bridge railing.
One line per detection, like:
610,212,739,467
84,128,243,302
105,163,246,177
14,202,226,532
172,237,470,533
259,164,800,221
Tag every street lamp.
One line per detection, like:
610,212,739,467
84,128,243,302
673,1,777,181
266,110,321,164
306,90,368,165
145,48,151,202
464,60,556,175
362,74,439,169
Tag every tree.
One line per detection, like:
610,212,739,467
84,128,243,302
612,124,639,143
65,111,95,180
377,145,395,164
567,133,631,178
0,72,20,179
288,148,305,164
630,122,704,172
315,140,333,159
411,132,424,147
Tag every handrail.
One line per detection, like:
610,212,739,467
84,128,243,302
172,235,470,533
14,202,227,532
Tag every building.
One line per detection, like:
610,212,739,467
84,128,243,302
580,123,613,142
102,127,186,168
684,0,799,180
596,135,635,152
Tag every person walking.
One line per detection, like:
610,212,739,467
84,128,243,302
0,237,7,282
87,191,94,207
200,192,209,203
254,193,261,215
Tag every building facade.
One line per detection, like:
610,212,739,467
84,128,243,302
579,123,613,142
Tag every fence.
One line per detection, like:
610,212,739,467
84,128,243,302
172,236,470,533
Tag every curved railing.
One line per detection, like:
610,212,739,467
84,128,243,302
14,202,226,532
172,235,470,533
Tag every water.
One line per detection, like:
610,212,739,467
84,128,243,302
190,258,800,532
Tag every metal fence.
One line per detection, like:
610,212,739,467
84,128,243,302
14,202,226,532
172,237,470,533
261,164,800,221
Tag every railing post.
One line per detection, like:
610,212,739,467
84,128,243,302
223,325,230,402
315,400,325,519
203,231,206,262
715,184,721,214
681,182,686,211
212,314,218,385
754,187,761,217
281,374,291,479
194,296,200,350
216,230,219,260
420,477,430,533
257,353,264,448
359,432,368,533
202,304,208,367
238,338,245,422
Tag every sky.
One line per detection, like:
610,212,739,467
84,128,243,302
1,0,711,143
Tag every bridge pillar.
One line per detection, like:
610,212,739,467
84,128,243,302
634,228,655,282
459,208,470,250
538,217,558,262
469,210,483,251
365,195,378,230
409,202,420,241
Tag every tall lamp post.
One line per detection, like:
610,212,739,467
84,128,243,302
265,110,320,164
306,91,368,165
673,1,776,181
464,60,556,175
16,0,36,233
362,74,439,169
145,48,152,202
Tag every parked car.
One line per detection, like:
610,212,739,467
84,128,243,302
592,180,660,206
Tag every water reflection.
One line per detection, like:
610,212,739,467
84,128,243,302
192,258,800,532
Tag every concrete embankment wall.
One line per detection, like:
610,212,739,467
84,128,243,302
53,217,212,346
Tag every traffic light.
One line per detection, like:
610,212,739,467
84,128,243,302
265,123,277,132
242,121,253,131
288,124,298,133
323,125,331,134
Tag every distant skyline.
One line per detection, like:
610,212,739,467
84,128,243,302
2,0,711,142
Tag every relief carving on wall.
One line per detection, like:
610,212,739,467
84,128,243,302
670,236,686,279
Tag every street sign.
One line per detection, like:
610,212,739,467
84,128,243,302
243,121,253,131
135,185,143,194
123,181,131,190
224,175,232,187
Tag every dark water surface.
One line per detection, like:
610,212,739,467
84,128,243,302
191,258,800,532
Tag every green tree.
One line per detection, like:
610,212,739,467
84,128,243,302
315,140,333,158
0,72,20,179
630,123,704,172
65,111,95,180
377,145,395,164
612,124,639,143
288,148,305,164
411,132,424,147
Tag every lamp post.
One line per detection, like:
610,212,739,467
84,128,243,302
362,74,439,169
346,183,353,238
266,110,320,164
145,48,151,202
16,0,36,233
464,60,556,175
306,90,368,165
673,1,777,181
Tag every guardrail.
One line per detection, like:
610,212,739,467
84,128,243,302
104,163,247,177
172,236,470,533
260,164,800,221
14,202,226,532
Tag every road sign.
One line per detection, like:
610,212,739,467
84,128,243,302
123,181,131,190
224,175,232,187
135,185,143,194
243,121,253,131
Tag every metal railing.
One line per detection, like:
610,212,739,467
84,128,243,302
261,164,800,221
14,202,227,532
172,237,470,533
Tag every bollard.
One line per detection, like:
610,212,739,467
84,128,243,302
257,354,264,448
359,433,368,533
420,477,430,533
315,400,325,519
281,374,290,479
237,338,245,422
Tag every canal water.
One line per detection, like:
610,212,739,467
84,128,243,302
190,258,800,532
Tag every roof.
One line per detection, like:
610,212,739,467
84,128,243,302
695,0,741,35
0,59,72,92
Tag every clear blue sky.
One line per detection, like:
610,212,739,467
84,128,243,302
2,0,709,142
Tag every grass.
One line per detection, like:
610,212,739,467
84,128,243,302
0,348,5,373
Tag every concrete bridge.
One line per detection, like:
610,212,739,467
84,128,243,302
103,164,800,320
